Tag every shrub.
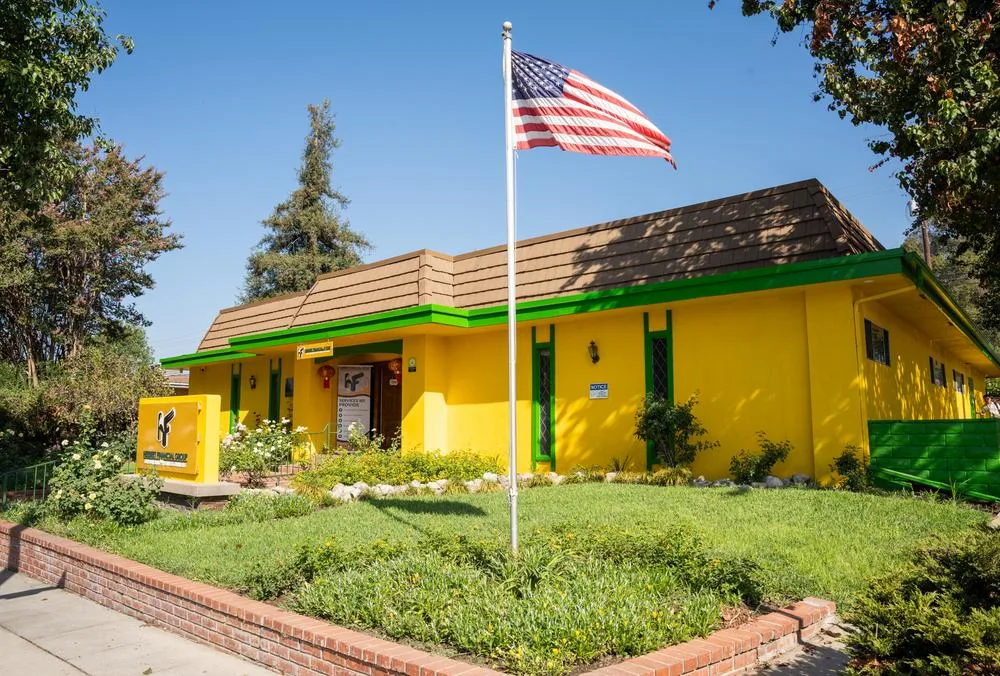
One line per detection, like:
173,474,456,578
46,409,162,526
291,448,502,491
220,418,306,487
634,394,718,468
831,446,869,492
345,423,400,454
845,529,1000,674
729,433,792,484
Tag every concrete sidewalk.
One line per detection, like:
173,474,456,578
0,571,275,675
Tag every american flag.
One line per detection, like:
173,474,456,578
511,50,675,166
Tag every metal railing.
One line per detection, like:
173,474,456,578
1,460,56,507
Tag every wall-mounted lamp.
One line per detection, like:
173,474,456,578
248,375,257,390
588,340,600,364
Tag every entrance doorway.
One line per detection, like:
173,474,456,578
372,361,402,446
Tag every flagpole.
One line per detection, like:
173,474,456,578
501,20,519,555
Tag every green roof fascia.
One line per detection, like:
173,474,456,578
900,251,1000,370
463,247,908,327
227,305,467,351
159,348,257,368
213,248,906,352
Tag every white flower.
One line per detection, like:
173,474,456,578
61,439,69,447
101,442,109,448
84,503,92,511
72,453,81,461
93,460,102,470
88,492,97,500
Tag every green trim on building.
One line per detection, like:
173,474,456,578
268,358,282,422
531,325,556,471
165,249,1000,373
160,348,257,368
229,363,241,433
642,311,674,470
315,340,404,363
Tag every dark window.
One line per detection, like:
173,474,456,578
268,371,281,421
930,357,947,387
864,319,891,366
953,370,965,394
651,337,669,398
229,372,241,432
537,348,552,458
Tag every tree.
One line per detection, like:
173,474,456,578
241,100,370,303
0,0,132,210
0,142,180,384
739,1,1000,331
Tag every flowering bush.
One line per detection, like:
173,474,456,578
46,408,162,526
220,418,307,487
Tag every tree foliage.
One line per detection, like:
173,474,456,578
741,0,1000,330
242,99,371,303
0,142,180,384
0,0,132,210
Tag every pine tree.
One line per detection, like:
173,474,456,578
241,100,370,302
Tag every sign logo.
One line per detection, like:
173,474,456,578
344,371,365,392
296,341,334,360
156,408,176,447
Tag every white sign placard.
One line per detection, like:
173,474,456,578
589,383,609,400
337,365,372,441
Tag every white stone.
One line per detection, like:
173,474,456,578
517,473,535,482
328,484,355,503
372,484,395,497
409,479,425,489
352,481,370,493
483,472,500,483
764,476,785,488
465,479,484,493
790,473,811,485
346,485,363,500
548,472,564,485
605,472,618,482
989,513,1000,530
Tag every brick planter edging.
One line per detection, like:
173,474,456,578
0,520,835,676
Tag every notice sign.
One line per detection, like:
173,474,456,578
589,383,609,400
337,365,372,441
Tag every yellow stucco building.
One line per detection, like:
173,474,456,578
162,180,1000,484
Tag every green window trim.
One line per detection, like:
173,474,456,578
531,325,556,471
268,358,282,422
229,363,242,432
969,377,977,418
643,311,674,470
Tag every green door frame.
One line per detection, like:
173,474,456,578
643,310,674,470
969,377,977,418
531,325,556,470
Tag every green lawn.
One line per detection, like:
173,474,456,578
39,484,983,607
14,485,987,675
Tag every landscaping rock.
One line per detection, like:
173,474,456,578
712,479,734,487
328,484,355,503
271,485,296,495
465,479,483,493
789,473,811,485
751,482,765,489
764,476,785,488
517,473,535,482
548,472,564,485
352,482,370,494
372,484,396,497
989,512,1000,530
693,478,712,487
605,472,618,482
483,472,500,483
409,479,425,489
428,479,449,494
736,484,753,491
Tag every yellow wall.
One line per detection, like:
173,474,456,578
860,299,980,422
185,279,994,481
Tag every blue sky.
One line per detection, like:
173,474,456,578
79,1,910,359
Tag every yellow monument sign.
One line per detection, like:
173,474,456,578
137,394,221,483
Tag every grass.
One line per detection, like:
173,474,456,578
5,485,988,674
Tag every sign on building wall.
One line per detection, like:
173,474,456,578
296,341,334,360
337,365,372,441
136,395,221,483
589,383,609,400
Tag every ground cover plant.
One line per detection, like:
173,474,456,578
3,484,986,674
729,434,792,484
845,527,1000,674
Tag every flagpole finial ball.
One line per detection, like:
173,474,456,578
502,21,512,32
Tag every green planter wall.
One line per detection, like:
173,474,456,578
868,419,1000,502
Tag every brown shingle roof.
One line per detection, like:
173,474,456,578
196,179,883,351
